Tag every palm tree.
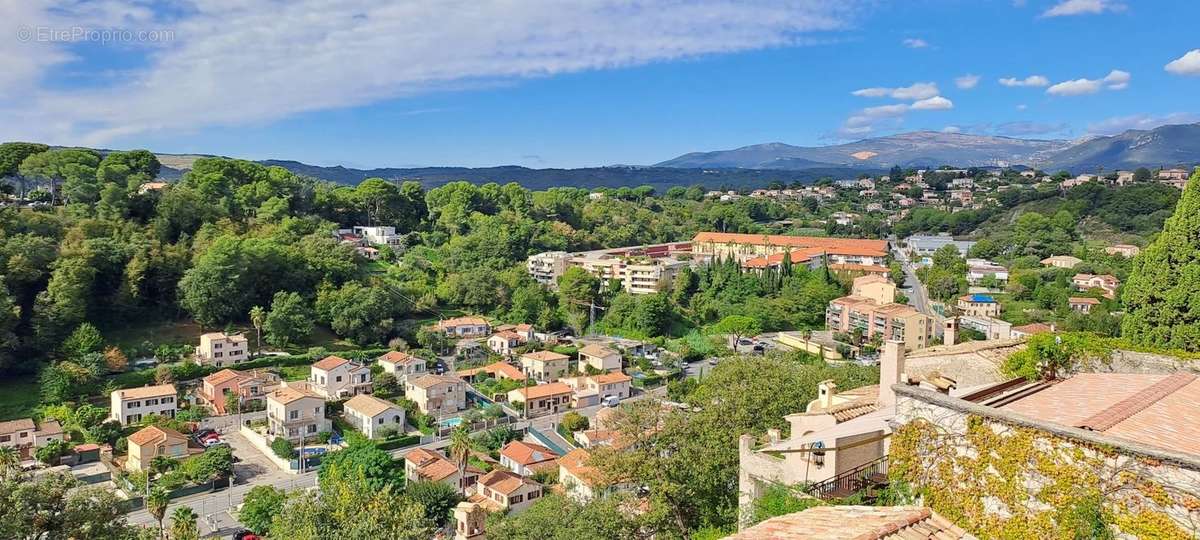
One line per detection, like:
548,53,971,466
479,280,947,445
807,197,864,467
249,306,266,354
170,506,199,540
0,446,19,477
448,426,472,496
146,486,170,539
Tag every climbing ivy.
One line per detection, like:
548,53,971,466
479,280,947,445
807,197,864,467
889,415,1194,539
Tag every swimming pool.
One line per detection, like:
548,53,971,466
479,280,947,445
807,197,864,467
438,417,463,428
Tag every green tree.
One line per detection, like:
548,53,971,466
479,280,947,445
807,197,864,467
18,148,101,205
404,480,462,527
486,493,641,540
62,322,104,359
317,442,404,491
560,411,589,432
238,485,287,534
264,291,313,347
0,142,49,199
249,305,266,353
270,437,295,459
1122,168,1200,350
448,426,472,496
710,315,761,352
557,267,600,309
0,471,143,539
169,506,199,540
269,466,433,540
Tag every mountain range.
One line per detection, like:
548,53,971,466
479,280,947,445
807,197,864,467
654,123,1200,172
128,122,1200,190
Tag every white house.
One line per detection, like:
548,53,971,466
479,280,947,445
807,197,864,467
499,440,560,476
110,384,178,425
266,387,330,443
342,394,405,440
377,351,426,384
577,344,622,373
308,356,372,399
194,332,249,367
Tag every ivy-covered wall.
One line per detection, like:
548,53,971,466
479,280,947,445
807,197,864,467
890,391,1200,539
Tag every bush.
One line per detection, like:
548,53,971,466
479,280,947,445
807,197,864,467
270,437,295,459
560,411,588,433
36,439,70,464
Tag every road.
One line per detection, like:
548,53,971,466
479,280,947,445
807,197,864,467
894,246,944,338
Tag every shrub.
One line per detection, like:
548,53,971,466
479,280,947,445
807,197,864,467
270,437,295,459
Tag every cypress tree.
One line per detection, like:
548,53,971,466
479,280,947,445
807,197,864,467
1121,168,1200,350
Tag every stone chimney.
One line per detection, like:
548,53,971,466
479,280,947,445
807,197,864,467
817,380,838,409
943,317,958,347
454,501,486,540
878,340,906,407
767,428,781,443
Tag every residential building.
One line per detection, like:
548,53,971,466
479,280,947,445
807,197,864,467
1115,170,1135,185
435,316,491,338
902,235,975,265
1010,322,1055,338
965,259,1008,286
200,368,279,415
406,374,468,417
136,181,169,194
0,418,61,456
1158,167,1191,183
508,382,573,417
519,350,570,382
1069,297,1100,313
584,372,632,401
850,274,895,304
494,323,535,342
499,440,559,476
352,225,404,247
126,425,189,472
456,361,526,384
957,294,999,318
826,296,932,351
266,386,329,442
558,448,625,502
729,505,969,539
1040,255,1082,269
1061,174,1096,189
692,232,889,267
110,384,178,425
578,344,622,373
1073,273,1120,299
194,332,249,367
953,315,1012,342
342,394,405,440
468,470,544,513
308,355,372,399
405,447,482,492
526,242,693,294
1104,244,1141,258
377,351,426,384
487,331,523,356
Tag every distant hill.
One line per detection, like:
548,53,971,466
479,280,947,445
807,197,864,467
256,161,874,190
656,124,1200,172
657,132,1069,169
1038,123,1200,171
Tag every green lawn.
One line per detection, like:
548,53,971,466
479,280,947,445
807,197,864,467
0,375,40,421
278,365,310,381
103,319,208,352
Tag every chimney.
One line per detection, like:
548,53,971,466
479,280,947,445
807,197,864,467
817,380,838,409
767,428,781,443
943,318,958,347
878,340,906,407
454,502,486,540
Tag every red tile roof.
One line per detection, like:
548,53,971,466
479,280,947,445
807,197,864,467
500,440,560,466
727,505,969,539
692,232,888,257
312,355,350,371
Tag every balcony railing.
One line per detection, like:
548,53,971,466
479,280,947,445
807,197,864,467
804,456,887,500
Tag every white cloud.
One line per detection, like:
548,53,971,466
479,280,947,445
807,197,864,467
1046,69,1130,96
1165,50,1200,76
954,74,980,89
911,96,954,110
1046,78,1102,96
1103,69,1131,90
852,82,939,101
1086,112,1200,135
860,104,911,118
998,75,1049,87
941,125,961,133
902,38,928,49
0,1,863,145
1041,0,1125,17
1016,104,1028,111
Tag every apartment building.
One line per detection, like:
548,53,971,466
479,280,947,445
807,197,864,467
966,259,1008,285
901,235,975,265
826,296,931,351
266,387,329,442
527,242,695,295
110,384,178,425
194,332,249,367
957,294,1000,318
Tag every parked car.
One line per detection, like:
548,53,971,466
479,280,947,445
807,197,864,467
707,357,719,366
737,338,753,346
602,395,620,407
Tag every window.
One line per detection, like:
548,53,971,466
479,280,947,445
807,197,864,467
129,400,141,408
336,376,343,383
164,397,173,403
214,343,222,349
528,490,540,500
0,435,9,443
378,418,384,425
307,424,317,433
289,410,298,420
510,494,524,504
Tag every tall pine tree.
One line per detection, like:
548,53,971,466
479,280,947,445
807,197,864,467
1121,167,1200,350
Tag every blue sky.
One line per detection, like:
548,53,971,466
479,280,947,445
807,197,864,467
2,0,1199,168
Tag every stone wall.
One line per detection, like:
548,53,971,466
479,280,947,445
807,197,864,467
892,385,1200,539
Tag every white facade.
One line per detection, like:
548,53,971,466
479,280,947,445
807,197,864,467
194,332,249,367
110,384,178,425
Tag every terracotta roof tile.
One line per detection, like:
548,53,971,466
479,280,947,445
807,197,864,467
269,386,322,405
409,373,464,389
589,372,633,385
512,382,572,400
578,344,619,358
521,350,569,363
0,418,35,434
127,425,186,447
344,394,401,418
378,351,422,366
692,232,888,257
500,440,560,466
477,469,539,495
115,384,177,400
457,361,526,380
726,505,971,539
312,355,351,371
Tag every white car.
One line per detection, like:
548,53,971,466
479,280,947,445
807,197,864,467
602,395,620,407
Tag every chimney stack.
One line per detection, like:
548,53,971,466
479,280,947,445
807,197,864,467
879,340,906,407
943,318,958,347
817,380,838,409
